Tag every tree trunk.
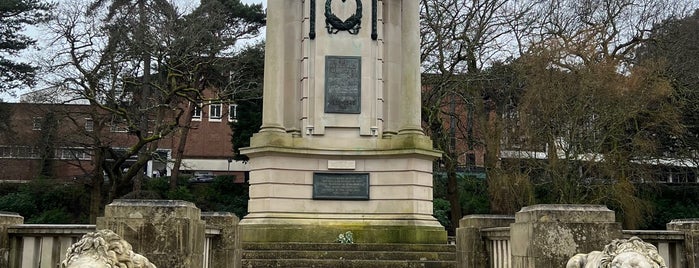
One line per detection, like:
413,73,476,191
89,149,105,223
133,0,151,193
170,102,195,190
446,158,462,233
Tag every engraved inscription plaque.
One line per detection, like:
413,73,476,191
325,56,361,114
313,173,369,200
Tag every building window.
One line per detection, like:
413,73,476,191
32,117,42,130
192,102,202,121
56,148,90,160
0,146,40,159
209,103,222,121
228,104,238,122
85,118,94,132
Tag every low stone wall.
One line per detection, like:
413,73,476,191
457,205,699,268
0,200,240,268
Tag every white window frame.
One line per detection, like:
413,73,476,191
85,118,94,132
228,104,238,122
56,147,91,160
192,102,202,121
32,117,42,130
209,102,222,122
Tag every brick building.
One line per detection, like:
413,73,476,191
0,100,247,182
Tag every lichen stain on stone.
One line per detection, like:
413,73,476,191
540,226,577,258
129,212,144,219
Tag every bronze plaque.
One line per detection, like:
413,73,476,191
325,56,361,114
313,173,369,200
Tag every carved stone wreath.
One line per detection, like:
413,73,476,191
325,0,363,35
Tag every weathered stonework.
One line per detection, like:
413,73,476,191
96,200,205,268
0,212,23,268
239,1,446,243
61,229,157,268
566,236,666,268
201,212,240,268
456,215,515,268
510,204,623,268
667,218,699,267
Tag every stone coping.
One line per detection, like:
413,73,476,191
518,204,610,212
461,214,515,220
669,218,699,224
459,214,515,229
515,204,616,223
0,211,21,217
110,199,197,207
201,212,237,217
8,224,96,234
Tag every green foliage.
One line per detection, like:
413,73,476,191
0,192,38,216
639,184,699,229
28,208,73,224
167,186,196,202
230,42,264,161
0,0,53,93
433,174,491,228
433,198,451,230
0,180,89,223
143,175,249,218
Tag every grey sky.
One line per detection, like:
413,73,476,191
1,0,267,102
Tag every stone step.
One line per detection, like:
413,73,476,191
242,242,456,252
241,243,456,267
243,249,456,261
241,259,456,268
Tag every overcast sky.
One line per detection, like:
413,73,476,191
1,0,267,102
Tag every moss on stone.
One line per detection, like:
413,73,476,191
240,224,447,244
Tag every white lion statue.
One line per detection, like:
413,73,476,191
566,236,666,268
61,229,157,268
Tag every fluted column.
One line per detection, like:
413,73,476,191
399,0,424,135
260,0,287,133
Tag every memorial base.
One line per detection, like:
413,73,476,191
240,221,447,244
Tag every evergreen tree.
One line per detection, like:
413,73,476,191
0,0,51,94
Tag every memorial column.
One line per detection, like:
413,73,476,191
259,0,287,133
398,0,424,135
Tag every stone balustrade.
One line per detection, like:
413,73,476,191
456,205,699,268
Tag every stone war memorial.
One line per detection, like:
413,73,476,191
238,0,447,244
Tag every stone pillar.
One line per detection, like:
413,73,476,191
398,0,423,135
0,212,23,268
667,218,699,267
259,0,289,133
510,204,622,268
202,212,240,268
456,215,514,268
97,200,205,268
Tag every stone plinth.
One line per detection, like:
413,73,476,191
96,200,205,268
0,212,23,268
510,204,622,268
667,218,699,267
456,215,514,268
202,212,240,268
240,0,446,244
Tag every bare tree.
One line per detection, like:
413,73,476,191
497,0,697,227
419,0,537,232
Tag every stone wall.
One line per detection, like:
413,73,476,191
0,212,23,268
96,199,206,268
